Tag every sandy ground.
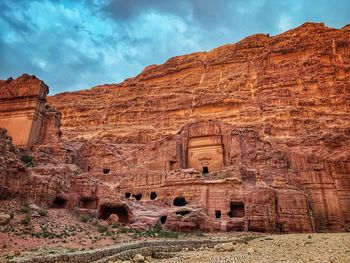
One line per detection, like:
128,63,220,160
154,233,350,263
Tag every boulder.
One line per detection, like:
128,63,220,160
0,213,11,225
214,242,235,252
132,254,145,263
106,214,119,225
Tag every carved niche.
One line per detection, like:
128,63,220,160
186,121,224,172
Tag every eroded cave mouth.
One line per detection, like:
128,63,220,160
103,167,110,174
98,204,129,224
228,202,245,218
51,197,67,209
133,193,142,201
125,192,131,198
215,210,221,219
175,210,191,216
173,196,187,206
150,192,157,200
160,215,167,224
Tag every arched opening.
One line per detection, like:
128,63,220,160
160,215,167,224
133,193,142,201
228,202,245,218
98,204,129,224
173,196,187,206
103,167,110,174
215,210,221,219
51,197,67,209
125,192,131,198
80,198,98,209
202,166,209,173
150,192,157,200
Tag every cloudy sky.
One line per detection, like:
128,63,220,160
0,0,349,94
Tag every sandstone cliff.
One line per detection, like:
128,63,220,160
1,22,349,234
47,22,350,232
49,22,350,148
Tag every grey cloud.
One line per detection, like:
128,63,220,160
100,0,349,32
0,0,349,94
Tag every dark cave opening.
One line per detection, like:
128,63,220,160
215,210,221,219
133,193,142,201
51,197,67,209
103,167,110,174
228,202,245,218
98,204,129,224
125,192,131,198
150,192,157,200
202,166,209,173
173,196,187,206
175,210,191,216
160,215,167,224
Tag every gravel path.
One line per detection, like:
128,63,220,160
153,233,350,263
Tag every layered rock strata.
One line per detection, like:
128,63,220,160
47,23,349,232
1,22,349,233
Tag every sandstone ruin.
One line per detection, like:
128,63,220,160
1,22,350,234
0,74,52,147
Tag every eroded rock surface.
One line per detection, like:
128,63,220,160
1,22,349,234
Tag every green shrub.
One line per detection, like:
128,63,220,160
153,223,162,232
96,224,107,233
132,223,179,239
79,214,92,223
118,226,133,233
111,222,120,228
20,154,35,167
38,209,48,217
21,215,31,225
195,230,204,237
159,230,179,238
21,205,31,213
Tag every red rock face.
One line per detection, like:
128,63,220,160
47,23,349,233
0,128,27,199
1,22,350,233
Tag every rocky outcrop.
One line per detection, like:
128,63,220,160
0,126,121,211
0,84,118,210
0,128,28,199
